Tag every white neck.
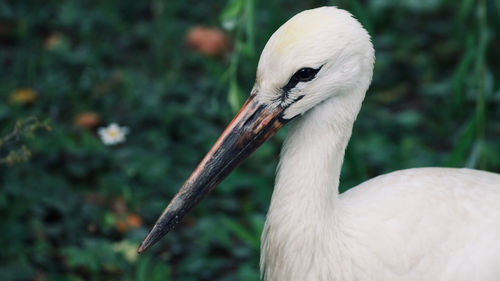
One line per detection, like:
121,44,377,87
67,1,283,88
260,91,364,280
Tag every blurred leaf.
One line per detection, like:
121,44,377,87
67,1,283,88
228,80,244,112
447,116,477,167
221,216,260,250
220,0,243,31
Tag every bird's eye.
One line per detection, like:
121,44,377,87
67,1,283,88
282,66,322,94
292,67,319,82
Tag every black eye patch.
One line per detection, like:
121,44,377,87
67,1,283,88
282,66,322,93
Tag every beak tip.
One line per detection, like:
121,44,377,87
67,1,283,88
137,225,161,254
137,246,144,254
137,217,175,254
137,236,151,254
137,243,147,254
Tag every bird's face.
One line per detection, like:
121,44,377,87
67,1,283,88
254,7,374,120
139,7,374,253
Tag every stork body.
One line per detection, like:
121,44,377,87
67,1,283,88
261,95,500,280
140,7,500,281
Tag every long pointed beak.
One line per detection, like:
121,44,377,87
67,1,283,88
138,93,287,253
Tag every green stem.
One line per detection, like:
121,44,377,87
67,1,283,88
475,0,488,168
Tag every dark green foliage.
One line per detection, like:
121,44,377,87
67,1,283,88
1,0,499,280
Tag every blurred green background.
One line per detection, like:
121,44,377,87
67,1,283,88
1,0,499,280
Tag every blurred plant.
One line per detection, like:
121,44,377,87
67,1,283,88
9,88,38,105
112,240,139,263
219,0,256,111
446,0,493,169
0,117,50,165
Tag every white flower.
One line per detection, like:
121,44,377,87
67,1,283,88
98,123,129,145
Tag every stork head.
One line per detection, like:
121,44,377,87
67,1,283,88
139,7,374,253
255,6,374,119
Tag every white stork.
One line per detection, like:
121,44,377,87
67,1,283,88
139,7,500,281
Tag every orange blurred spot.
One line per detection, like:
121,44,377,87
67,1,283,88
186,26,231,57
115,219,128,233
127,213,143,228
10,88,37,104
45,32,63,50
74,112,101,129
115,213,143,233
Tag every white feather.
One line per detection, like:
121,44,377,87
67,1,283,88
255,6,500,281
